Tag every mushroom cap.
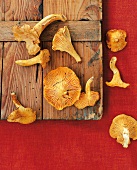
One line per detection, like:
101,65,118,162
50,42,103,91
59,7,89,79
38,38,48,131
13,24,40,55
74,91,99,109
7,106,36,124
109,114,137,145
74,77,99,109
43,67,81,110
106,29,127,52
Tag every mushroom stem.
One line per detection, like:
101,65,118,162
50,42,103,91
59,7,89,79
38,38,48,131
11,92,22,108
16,57,40,66
85,77,94,97
66,46,81,63
33,14,67,36
123,128,130,148
109,57,119,75
15,49,50,68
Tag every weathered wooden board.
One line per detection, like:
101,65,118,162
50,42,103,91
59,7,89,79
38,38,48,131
1,0,43,119
0,0,103,120
0,21,101,42
43,0,103,120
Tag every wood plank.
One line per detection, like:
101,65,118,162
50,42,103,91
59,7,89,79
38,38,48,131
0,21,101,42
1,42,42,119
1,0,43,120
43,42,103,120
42,0,103,120
43,0,102,21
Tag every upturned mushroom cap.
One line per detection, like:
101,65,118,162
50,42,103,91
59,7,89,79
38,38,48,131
74,77,99,109
106,29,127,52
13,24,40,55
109,114,137,148
7,92,36,124
7,106,36,124
13,14,67,55
43,67,81,110
52,26,81,63
106,57,130,88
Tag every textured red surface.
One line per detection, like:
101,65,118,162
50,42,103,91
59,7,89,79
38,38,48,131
1,1,137,169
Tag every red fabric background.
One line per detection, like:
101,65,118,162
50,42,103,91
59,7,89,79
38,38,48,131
1,1,137,169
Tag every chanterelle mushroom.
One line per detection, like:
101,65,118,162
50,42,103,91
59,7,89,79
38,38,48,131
15,49,50,69
106,29,127,52
106,57,130,88
7,92,36,124
13,14,67,55
109,114,137,148
52,26,81,63
43,67,81,110
74,77,99,109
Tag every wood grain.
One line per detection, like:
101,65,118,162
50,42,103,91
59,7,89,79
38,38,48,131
0,21,101,42
0,0,4,21
1,0,43,119
43,0,102,21
4,0,42,21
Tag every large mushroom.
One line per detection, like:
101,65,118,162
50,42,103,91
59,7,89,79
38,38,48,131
52,26,81,63
43,67,81,110
109,114,137,148
13,14,67,55
7,92,36,124
74,77,99,109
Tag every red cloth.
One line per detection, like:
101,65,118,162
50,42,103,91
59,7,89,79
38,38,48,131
1,1,137,169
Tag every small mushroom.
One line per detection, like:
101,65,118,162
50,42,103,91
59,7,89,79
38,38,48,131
15,49,50,69
106,57,130,88
106,29,127,52
13,14,67,55
43,67,81,110
7,92,36,124
109,114,137,148
74,77,99,109
52,26,81,63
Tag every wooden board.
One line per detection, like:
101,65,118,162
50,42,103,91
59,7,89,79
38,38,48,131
43,0,103,120
0,21,101,42
1,0,43,119
0,0,103,120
